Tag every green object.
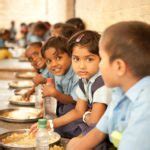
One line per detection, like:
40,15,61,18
111,130,122,148
38,119,47,128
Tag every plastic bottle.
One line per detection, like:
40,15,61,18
35,84,42,109
36,119,49,150
43,78,53,119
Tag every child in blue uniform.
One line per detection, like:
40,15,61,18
67,21,150,150
30,31,111,138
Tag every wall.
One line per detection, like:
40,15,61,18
0,0,74,29
75,0,150,32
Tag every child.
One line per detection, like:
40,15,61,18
67,21,150,150
30,31,111,137
66,17,85,31
24,42,51,99
51,23,77,39
31,36,82,138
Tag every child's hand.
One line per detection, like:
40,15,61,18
42,79,57,97
30,123,38,135
33,74,46,85
23,88,34,101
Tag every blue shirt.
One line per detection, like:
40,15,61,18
54,67,79,100
96,76,150,150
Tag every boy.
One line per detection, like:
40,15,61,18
67,21,150,150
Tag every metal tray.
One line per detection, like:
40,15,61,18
0,108,41,123
9,80,34,89
14,88,31,95
9,95,35,106
16,72,36,79
0,129,61,149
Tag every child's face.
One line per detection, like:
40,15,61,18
51,27,61,37
45,48,71,76
72,45,100,79
26,46,45,70
99,40,120,87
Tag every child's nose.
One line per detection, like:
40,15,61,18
79,61,86,69
51,60,58,67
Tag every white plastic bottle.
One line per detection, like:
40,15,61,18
36,119,49,150
35,84,42,109
43,78,53,119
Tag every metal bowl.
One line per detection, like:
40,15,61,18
9,95,35,107
0,129,61,149
0,108,41,123
16,72,36,79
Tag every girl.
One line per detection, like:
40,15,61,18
30,31,111,136
31,36,83,138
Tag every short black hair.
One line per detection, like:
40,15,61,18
41,36,69,57
102,21,150,78
66,18,85,31
33,22,48,32
67,30,100,56
28,42,42,48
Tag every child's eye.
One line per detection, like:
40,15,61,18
72,57,79,62
46,59,51,64
86,58,94,62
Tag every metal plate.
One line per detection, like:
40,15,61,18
16,72,36,79
14,88,31,95
9,95,35,106
9,80,34,89
0,108,41,123
0,129,61,149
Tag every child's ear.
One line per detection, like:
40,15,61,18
114,58,127,76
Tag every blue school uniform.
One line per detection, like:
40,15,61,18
43,67,83,138
96,76,150,150
76,72,111,135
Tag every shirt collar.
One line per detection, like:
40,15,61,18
82,71,101,84
55,66,74,81
125,76,150,102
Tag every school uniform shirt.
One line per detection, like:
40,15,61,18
76,72,111,105
96,76,150,150
54,67,79,100
39,68,54,78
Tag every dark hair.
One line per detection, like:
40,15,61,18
53,23,64,29
60,23,78,39
66,18,85,31
102,21,150,78
41,36,68,57
67,30,100,56
28,42,42,48
33,22,48,32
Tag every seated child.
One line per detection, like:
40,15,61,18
67,21,150,150
51,23,78,39
30,31,111,137
30,36,81,138
25,42,51,99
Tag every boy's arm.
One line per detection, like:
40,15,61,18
84,103,107,126
66,128,107,150
53,99,88,128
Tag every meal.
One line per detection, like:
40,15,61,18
9,95,35,103
0,108,40,120
14,88,31,95
1,131,60,148
9,80,34,88
16,72,36,79
50,145,64,150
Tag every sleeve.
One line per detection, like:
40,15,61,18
118,90,150,150
41,68,54,78
96,106,110,134
75,85,88,102
93,86,112,104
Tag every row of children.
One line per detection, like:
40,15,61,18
24,20,150,150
